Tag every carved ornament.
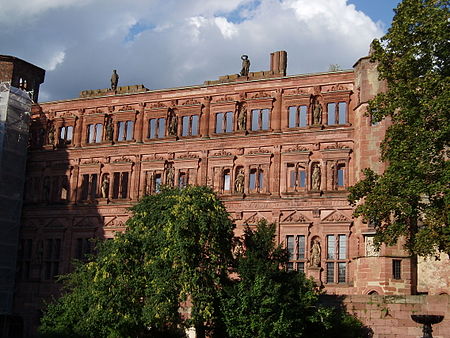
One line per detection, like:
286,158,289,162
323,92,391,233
177,152,199,159
248,147,271,155
322,211,350,223
149,102,167,109
113,156,133,163
281,211,308,223
211,150,233,157
286,144,309,152
249,91,272,99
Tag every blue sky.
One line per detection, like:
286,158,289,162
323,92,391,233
349,0,400,29
0,0,402,101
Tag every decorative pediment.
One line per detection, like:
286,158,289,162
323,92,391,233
322,210,351,223
247,147,271,155
280,211,311,224
211,149,233,157
73,216,100,228
104,216,128,228
243,212,266,225
149,102,167,109
249,91,273,99
44,218,68,228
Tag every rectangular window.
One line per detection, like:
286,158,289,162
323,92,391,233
90,174,98,199
126,121,134,140
191,115,199,135
178,172,187,188
326,262,335,284
149,118,157,139
59,126,73,144
261,109,270,130
117,120,133,141
327,103,336,125
17,239,32,280
118,121,125,141
158,118,166,138
249,170,256,190
223,171,231,191
44,238,61,280
182,115,199,136
112,172,129,199
95,123,103,143
81,174,89,200
393,259,401,280
299,170,306,188
338,235,347,259
337,165,345,187
297,235,305,259
288,106,297,128
289,170,297,188
154,174,162,193
87,124,95,143
338,262,347,283
258,171,264,189
338,102,347,124
326,234,347,283
286,235,306,272
215,113,224,133
299,105,307,127
76,238,92,261
327,235,336,259
225,112,233,133
251,110,259,131
182,116,190,136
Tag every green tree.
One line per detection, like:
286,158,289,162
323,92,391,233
348,0,450,255
220,220,364,338
40,185,235,337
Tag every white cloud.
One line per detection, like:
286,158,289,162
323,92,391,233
0,0,384,101
44,50,66,71
214,17,238,39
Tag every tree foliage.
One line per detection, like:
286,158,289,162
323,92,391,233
40,187,362,337
348,0,450,255
220,220,364,338
40,185,235,337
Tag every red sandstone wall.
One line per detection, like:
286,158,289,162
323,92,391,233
335,295,450,338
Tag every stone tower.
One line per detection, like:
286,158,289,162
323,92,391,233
0,56,45,336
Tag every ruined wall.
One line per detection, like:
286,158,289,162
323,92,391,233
322,294,450,338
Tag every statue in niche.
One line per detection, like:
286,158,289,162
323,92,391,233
106,117,114,141
111,70,119,90
237,103,247,130
313,99,322,125
165,164,175,187
167,109,177,136
101,175,109,198
47,122,55,145
312,163,321,190
310,238,321,267
240,55,250,77
234,168,245,193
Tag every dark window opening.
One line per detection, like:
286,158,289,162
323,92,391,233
393,259,401,280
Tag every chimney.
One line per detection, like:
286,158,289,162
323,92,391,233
270,51,287,76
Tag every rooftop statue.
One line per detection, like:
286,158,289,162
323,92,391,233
240,55,250,77
111,70,119,90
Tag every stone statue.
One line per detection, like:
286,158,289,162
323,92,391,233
106,117,114,141
313,100,322,125
47,123,55,145
240,55,250,77
167,109,177,136
101,175,109,198
310,238,321,267
111,70,119,90
235,168,245,193
237,103,247,130
312,164,321,190
165,164,175,187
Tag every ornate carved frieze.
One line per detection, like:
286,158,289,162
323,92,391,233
280,210,310,223
321,210,351,223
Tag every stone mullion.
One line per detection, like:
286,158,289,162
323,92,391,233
201,97,211,138
273,89,282,132
135,109,143,143
132,162,140,200
75,114,84,147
